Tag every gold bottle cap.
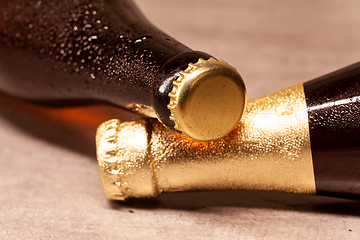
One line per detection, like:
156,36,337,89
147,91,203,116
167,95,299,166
167,57,246,141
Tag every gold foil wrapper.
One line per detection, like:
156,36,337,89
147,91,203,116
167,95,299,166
96,84,316,200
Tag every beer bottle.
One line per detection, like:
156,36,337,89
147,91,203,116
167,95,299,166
0,0,246,141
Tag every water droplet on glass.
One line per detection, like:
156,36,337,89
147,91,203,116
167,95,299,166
88,35,98,41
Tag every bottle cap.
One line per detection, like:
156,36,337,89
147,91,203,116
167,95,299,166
167,57,246,141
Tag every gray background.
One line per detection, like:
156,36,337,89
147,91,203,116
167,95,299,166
1,0,360,239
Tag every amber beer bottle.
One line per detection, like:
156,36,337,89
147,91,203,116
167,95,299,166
96,62,360,201
0,0,246,141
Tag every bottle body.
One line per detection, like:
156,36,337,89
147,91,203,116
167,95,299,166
304,62,360,199
0,0,193,107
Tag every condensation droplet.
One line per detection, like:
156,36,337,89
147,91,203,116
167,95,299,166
88,35,98,41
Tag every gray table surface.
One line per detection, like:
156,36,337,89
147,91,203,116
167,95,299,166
1,0,360,239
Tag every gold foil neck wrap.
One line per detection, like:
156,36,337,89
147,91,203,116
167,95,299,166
96,84,316,200
152,83,315,194
96,119,159,200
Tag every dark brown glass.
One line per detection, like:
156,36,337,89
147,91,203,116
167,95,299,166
304,62,360,199
0,0,211,129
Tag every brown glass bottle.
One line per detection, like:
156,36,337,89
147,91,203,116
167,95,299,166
95,62,360,201
0,0,246,141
